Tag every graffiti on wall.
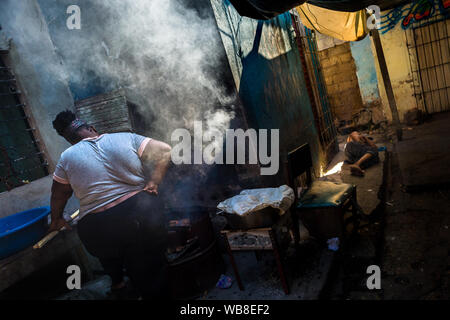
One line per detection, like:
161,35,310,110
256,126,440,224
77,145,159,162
380,0,450,33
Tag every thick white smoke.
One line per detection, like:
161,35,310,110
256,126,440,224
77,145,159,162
53,0,235,142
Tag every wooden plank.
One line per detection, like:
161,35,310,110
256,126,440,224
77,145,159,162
371,29,402,140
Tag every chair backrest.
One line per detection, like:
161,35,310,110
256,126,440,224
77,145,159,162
287,143,313,198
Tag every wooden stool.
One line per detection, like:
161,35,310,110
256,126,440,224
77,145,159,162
221,228,289,294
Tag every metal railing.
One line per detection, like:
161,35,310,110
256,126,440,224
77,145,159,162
0,52,48,192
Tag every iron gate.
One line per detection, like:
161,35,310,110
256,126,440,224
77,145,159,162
291,13,338,166
407,17,450,114
0,51,48,192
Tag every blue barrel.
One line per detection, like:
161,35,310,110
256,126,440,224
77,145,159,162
0,206,51,260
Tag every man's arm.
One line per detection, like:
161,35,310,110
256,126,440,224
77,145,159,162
140,139,172,195
49,180,73,232
361,135,377,148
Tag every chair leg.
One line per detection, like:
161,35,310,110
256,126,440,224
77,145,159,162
291,209,301,253
224,235,244,291
351,187,360,233
269,230,289,295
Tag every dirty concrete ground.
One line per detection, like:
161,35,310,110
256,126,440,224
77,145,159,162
380,115,450,300
202,240,335,300
55,241,336,300
324,113,450,300
380,150,450,299
319,131,389,300
396,112,450,191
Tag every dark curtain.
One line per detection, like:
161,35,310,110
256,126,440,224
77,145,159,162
228,0,411,19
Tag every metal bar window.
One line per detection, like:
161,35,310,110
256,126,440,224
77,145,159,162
290,13,338,166
0,53,48,192
406,9,450,115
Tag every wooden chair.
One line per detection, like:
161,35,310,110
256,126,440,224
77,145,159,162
287,143,360,245
221,227,289,294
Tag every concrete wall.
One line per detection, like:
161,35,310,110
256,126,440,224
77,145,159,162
318,42,364,121
0,176,79,219
350,35,386,123
350,35,382,107
369,17,418,122
0,0,76,217
211,1,325,178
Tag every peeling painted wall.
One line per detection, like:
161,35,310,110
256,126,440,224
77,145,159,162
0,0,74,168
350,35,381,107
370,16,419,122
0,0,76,217
210,1,324,178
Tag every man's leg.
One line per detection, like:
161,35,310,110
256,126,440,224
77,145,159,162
349,153,373,176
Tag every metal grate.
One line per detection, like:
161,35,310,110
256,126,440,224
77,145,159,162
0,53,48,192
406,14,450,114
291,13,338,165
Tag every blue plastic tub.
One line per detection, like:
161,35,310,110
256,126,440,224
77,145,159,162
0,206,51,260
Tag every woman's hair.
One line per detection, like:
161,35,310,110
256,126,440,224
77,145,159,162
52,110,77,136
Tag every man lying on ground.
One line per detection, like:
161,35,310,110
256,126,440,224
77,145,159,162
345,131,379,176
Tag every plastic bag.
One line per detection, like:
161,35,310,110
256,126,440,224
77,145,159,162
217,185,295,216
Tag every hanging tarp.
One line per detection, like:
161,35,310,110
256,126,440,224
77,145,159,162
228,0,411,19
306,0,410,12
296,4,367,41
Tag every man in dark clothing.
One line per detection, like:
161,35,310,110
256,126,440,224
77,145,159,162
344,131,379,176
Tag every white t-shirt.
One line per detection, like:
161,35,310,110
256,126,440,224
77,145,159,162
53,132,151,218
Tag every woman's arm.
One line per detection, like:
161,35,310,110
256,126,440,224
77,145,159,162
49,180,73,232
140,139,172,195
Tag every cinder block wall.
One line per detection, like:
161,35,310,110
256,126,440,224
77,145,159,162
318,42,364,121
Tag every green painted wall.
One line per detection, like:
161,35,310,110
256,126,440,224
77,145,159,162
211,1,323,179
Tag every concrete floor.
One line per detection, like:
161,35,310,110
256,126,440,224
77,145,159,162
396,112,450,191
380,118,450,299
325,115,450,300
202,242,335,300
318,132,390,300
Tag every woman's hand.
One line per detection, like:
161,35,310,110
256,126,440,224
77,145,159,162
143,181,158,195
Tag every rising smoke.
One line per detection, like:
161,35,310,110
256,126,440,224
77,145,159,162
1,0,240,205
50,0,235,143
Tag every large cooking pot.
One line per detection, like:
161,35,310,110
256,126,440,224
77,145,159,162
165,206,224,299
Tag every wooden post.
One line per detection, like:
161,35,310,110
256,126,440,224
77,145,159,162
371,29,403,141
